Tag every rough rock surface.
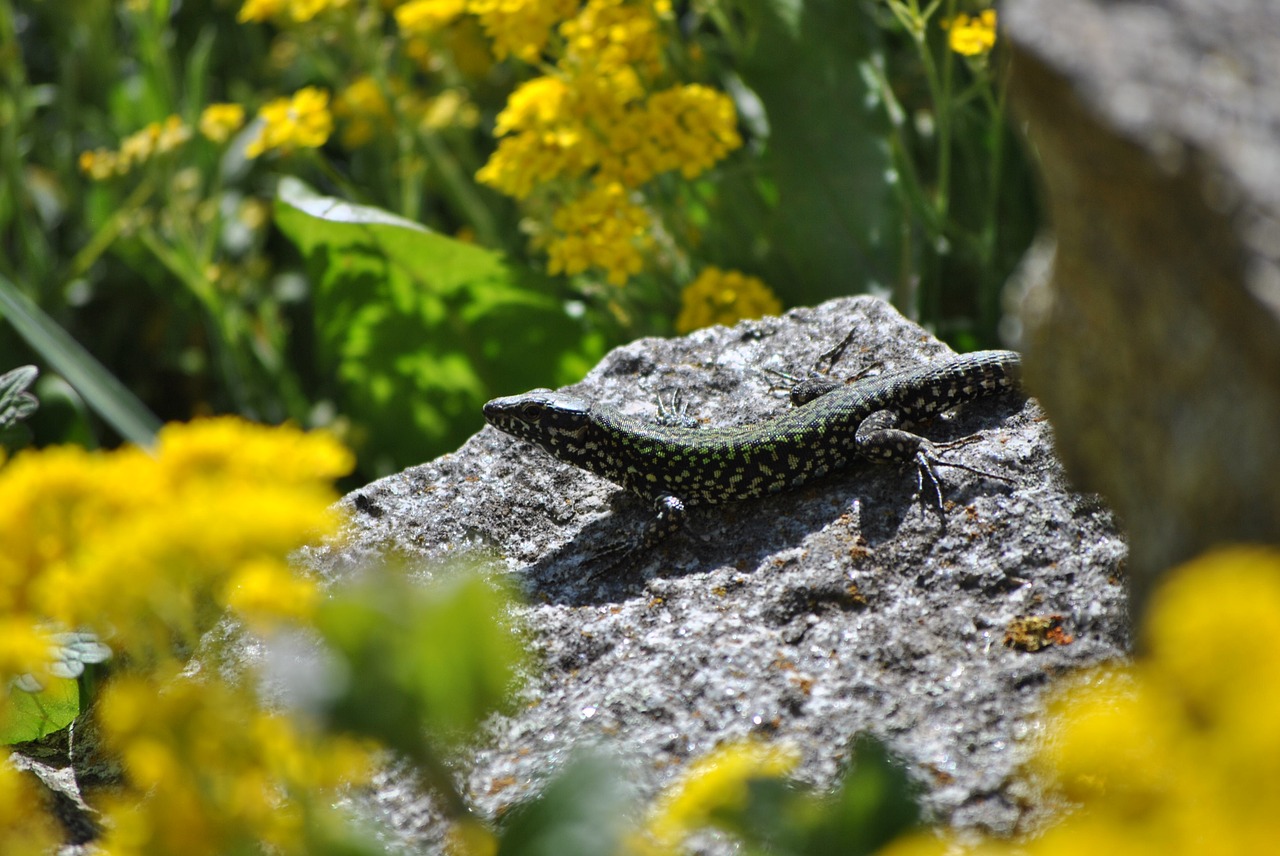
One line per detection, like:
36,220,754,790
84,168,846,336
1003,0,1280,610
304,296,1129,851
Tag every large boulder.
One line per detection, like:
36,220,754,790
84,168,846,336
1004,0,1280,610
309,296,1128,849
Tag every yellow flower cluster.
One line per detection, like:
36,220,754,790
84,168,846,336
463,0,740,284
628,739,799,855
945,9,997,57
246,87,334,158
546,181,652,285
0,764,56,853
468,0,578,63
96,673,372,856
237,0,347,24
559,0,667,81
79,115,192,180
675,267,782,333
79,105,244,181
394,0,467,34
333,76,395,150
331,76,480,150
0,417,351,679
884,546,1280,856
197,103,246,144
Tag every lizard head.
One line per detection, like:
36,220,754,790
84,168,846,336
483,389,594,454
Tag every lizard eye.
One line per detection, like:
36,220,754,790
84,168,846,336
519,402,542,420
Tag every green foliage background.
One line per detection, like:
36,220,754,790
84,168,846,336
0,0,1035,479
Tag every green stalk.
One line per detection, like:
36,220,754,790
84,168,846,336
0,272,162,445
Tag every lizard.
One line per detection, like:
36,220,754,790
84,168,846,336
483,348,1022,574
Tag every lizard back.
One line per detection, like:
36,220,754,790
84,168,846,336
484,350,1021,506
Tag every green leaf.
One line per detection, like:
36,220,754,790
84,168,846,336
0,677,80,745
706,734,921,855
807,733,921,854
496,754,634,856
274,179,602,472
0,273,161,446
731,0,899,304
316,563,527,756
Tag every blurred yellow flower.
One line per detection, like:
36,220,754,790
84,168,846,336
0,418,350,667
0,764,57,853
199,103,246,143
675,267,782,333
421,89,480,130
945,9,997,57
237,0,343,23
78,148,119,180
155,114,193,154
97,674,373,856
631,739,798,854
289,0,342,22
0,617,53,685
395,0,465,34
333,76,393,149
220,558,320,628
246,87,334,157
237,0,286,23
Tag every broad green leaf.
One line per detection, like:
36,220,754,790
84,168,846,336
316,564,527,755
0,678,79,745
732,0,899,304
274,179,601,472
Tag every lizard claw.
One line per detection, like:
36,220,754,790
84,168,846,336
914,446,1015,511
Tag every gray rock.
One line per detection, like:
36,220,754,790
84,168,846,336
1003,0,1280,610
306,296,1128,850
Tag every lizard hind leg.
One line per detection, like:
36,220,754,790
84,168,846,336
855,410,1013,511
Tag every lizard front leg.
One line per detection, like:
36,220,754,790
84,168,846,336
586,492,688,581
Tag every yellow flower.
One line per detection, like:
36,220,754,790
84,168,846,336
421,89,480,130
238,0,286,22
97,674,374,856
394,0,465,34
220,558,320,628
559,0,669,80
246,87,334,158
118,122,159,170
468,0,577,63
79,148,120,180
154,114,192,154
471,2,741,284
0,617,54,685
633,739,798,853
546,181,652,285
0,418,350,662
289,0,341,22
199,103,246,143
333,76,396,149
0,764,57,854
478,76,595,199
945,9,997,57
675,267,782,333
